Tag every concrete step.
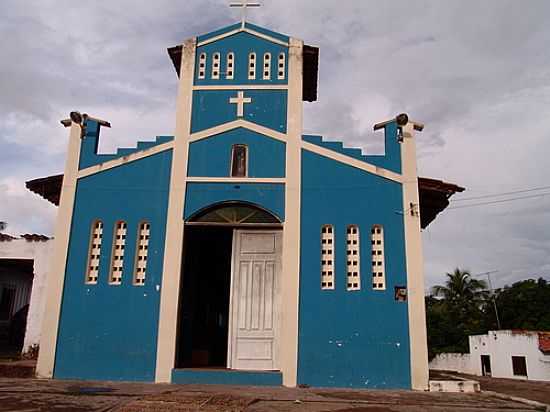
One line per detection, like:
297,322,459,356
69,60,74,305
0,359,35,378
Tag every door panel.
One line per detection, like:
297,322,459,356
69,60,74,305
228,230,282,371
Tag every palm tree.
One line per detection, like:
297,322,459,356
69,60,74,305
432,268,488,307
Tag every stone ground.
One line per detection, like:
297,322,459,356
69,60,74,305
0,377,546,412
457,373,550,406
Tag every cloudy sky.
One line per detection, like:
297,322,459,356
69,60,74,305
1,0,549,289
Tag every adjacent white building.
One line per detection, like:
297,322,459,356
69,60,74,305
0,234,53,354
430,330,550,382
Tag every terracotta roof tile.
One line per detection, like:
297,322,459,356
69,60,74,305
539,332,550,353
0,233,17,241
20,234,51,242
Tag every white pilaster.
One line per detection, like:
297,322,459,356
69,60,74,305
401,122,429,390
279,37,303,387
154,38,196,383
36,123,82,378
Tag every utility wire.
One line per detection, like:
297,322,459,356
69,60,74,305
452,185,550,202
447,192,550,210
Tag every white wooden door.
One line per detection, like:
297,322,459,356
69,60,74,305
228,230,282,371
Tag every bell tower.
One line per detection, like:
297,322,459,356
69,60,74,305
156,16,318,386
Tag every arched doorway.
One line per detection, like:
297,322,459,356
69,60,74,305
176,202,283,371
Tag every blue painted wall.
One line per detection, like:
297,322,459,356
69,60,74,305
302,122,402,175
188,128,285,178
195,29,288,86
297,150,411,389
79,121,117,169
79,120,174,170
184,182,285,222
55,150,172,381
191,90,287,133
364,122,401,174
172,369,282,386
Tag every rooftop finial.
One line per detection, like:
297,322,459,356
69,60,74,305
230,0,261,28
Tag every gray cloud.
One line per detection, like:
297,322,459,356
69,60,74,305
1,0,549,288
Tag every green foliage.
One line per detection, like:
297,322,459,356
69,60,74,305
492,278,550,331
426,269,550,360
427,268,488,359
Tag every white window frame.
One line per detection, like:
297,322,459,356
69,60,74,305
85,220,103,284
226,52,235,79
212,52,220,79
346,225,360,291
248,52,256,80
371,225,386,290
109,220,127,285
230,144,249,177
198,52,207,79
263,52,271,80
321,225,335,290
277,52,286,80
133,221,150,286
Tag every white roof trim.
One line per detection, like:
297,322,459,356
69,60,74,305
301,141,403,184
197,27,289,48
189,119,287,143
77,141,174,179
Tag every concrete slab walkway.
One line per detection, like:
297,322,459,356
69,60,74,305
0,377,544,412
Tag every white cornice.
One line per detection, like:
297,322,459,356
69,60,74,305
301,141,403,184
197,28,289,48
77,141,174,179
189,119,287,143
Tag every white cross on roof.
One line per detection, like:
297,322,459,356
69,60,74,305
229,0,261,28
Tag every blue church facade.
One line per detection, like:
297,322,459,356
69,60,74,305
36,21,431,390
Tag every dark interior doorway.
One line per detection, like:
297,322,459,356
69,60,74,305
481,355,492,376
176,226,233,368
0,259,34,356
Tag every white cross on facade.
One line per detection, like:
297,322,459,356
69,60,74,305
229,0,261,28
229,91,252,117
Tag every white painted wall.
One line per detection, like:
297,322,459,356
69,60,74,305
0,238,53,353
429,353,474,374
469,330,550,382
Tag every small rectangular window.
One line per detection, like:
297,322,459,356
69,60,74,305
212,52,220,79
371,225,385,290
321,225,334,290
134,222,150,286
86,220,103,284
346,225,360,290
226,52,234,79
512,356,527,376
110,221,126,285
248,52,256,80
198,53,206,79
277,53,286,80
263,53,271,80
231,144,248,177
